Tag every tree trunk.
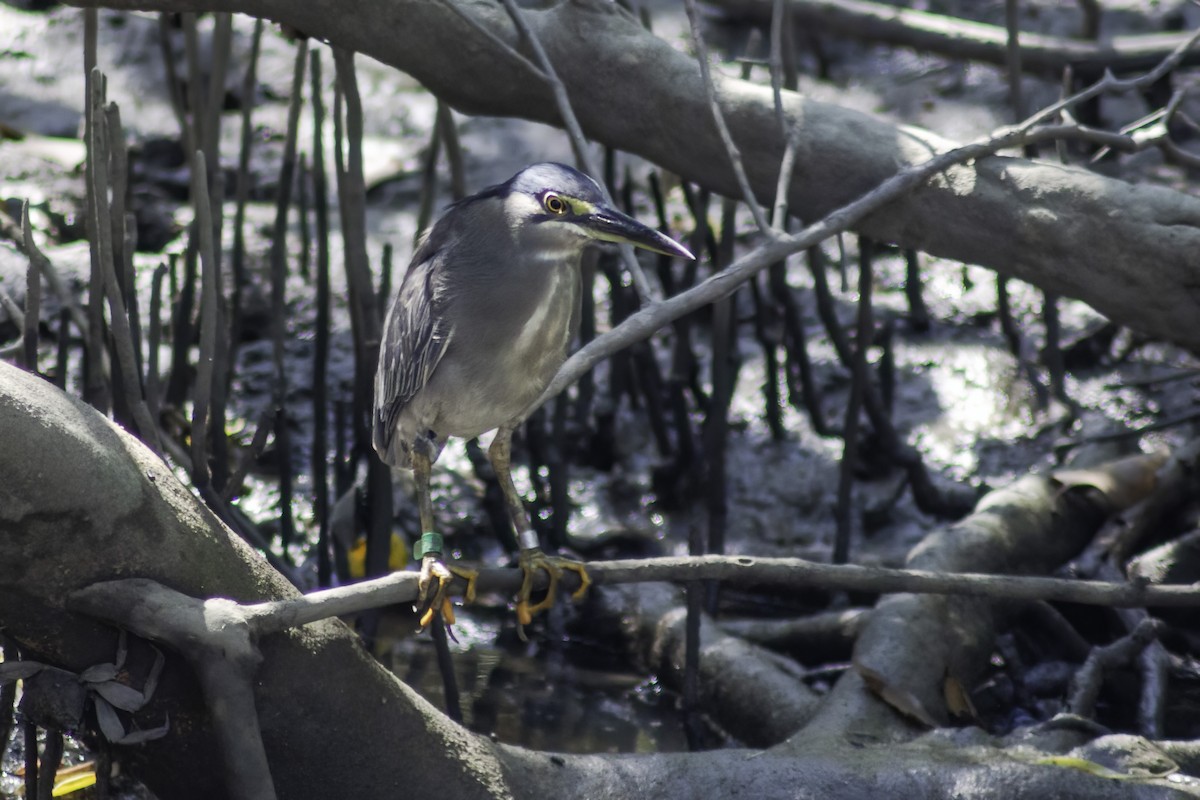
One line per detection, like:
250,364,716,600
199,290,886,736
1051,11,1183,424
56,0,1200,354
2,357,1193,798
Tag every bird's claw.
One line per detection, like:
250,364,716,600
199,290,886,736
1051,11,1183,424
515,549,591,635
415,557,481,631
416,555,455,629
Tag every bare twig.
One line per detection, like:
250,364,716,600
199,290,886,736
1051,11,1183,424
213,552,1200,634
712,0,1200,76
720,607,869,651
436,101,466,200
267,37,309,549
146,263,168,423
19,226,89,340
222,404,278,503
230,19,265,380
310,48,332,586
414,101,444,247
524,22,1200,423
1066,407,1200,449
20,202,41,373
83,13,108,413
191,149,219,486
90,70,161,456
532,98,1135,417
1068,617,1162,719
37,728,63,800
104,103,135,369
332,49,393,598
436,0,543,78
498,0,659,303
683,0,773,234
0,291,24,334
833,237,873,563
769,0,788,132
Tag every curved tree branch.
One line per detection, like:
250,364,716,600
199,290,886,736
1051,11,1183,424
2,346,1194,798
709,0,1200,76
61,0,1200,354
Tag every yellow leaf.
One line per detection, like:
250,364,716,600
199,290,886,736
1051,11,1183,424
348,532,409,579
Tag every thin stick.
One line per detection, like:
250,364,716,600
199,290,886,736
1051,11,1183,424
298,153,311,282
833,237,873,564
83,12,108,413
222,404,278,503
332,49,392,593
20,202,41,373
1068,618,1161,718
902,249,930,332
239,552,1200,634
90,71,161,455
430,613,463,723
498,0,659,303
527,62,1179,416
311,48,332,586
36,728,63,800
146,263,169,423
437,101,466,200
230,19,264,372
437,0,544,78
22,232,88,340
769,0,787,132
266,37,309,552
191,149,220,487
682,0,773,234
157,13,194,156
104,104,136,371
23,721,38,800
414,103,444,248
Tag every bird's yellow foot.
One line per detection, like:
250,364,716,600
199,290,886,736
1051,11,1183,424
413,532,480,630
515,548,591,634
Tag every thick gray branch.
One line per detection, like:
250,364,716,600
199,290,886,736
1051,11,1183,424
4,345,1197,798
710,0,1200,75
59,0,1200,352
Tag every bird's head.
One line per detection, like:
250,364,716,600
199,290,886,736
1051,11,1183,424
493,162,695,261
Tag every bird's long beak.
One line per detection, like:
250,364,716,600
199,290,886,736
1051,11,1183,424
584,207,695,260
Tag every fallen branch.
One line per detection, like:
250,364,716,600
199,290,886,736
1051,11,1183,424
709,0,1200,76
236,551,1200,638
1069,618,1163,719
57,0,1200,352
6,360,1197,799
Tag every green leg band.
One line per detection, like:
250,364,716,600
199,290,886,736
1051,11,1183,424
414,531,444,559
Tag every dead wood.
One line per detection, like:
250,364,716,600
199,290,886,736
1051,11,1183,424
786,458,1159,745
707,0,1200,76
0,362,503,799
588,581,822,746
57,0,1200,353
4,351,1197,798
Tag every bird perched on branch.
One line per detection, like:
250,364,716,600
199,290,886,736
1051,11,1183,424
373,162,694,633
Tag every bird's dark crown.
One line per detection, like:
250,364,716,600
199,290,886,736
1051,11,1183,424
472,162,606,206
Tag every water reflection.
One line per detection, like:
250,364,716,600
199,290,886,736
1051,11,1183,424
383,606,692,754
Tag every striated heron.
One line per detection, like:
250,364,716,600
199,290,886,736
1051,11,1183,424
373,162,694,632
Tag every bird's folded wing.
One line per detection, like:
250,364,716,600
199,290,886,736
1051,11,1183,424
373,247,454,455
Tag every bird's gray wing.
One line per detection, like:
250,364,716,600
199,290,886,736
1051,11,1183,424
372,242,454,463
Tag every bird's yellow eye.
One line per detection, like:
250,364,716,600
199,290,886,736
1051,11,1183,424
543,193,568,215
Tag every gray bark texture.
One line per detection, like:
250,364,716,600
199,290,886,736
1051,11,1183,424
707,0,1200,75
3,361,1197,797
63,0,1200,354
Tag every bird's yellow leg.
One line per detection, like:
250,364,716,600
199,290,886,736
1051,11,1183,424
489,428,591,634
412,443,468,629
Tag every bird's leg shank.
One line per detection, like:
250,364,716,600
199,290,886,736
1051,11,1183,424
412,438,456,628
488,427,590,634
